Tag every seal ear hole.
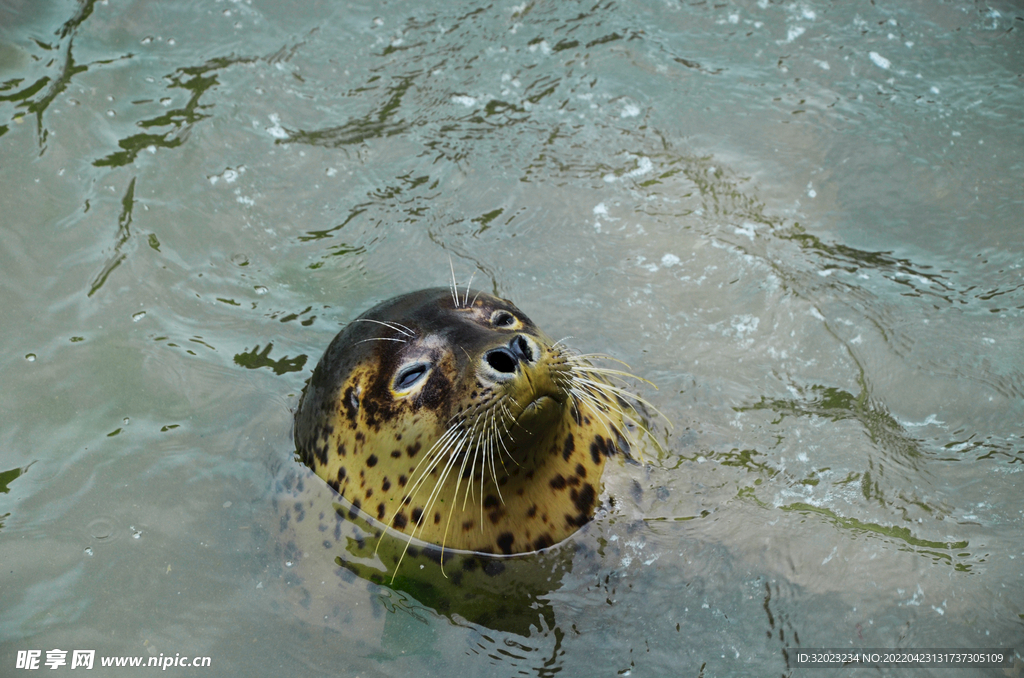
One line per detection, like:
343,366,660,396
394,363,430,392
491,310,516,327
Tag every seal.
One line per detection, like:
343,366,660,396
293,285,658,563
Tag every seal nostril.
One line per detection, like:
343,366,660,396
486,348,518,374
510,335,534,363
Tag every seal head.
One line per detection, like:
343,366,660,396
294,287,642,557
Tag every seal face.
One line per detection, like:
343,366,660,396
294,287,646,557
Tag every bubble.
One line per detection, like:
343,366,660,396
25,353,36,362
88,517,114,540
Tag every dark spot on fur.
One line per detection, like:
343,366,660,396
533,533,554,550
313,434,328,467
550,475,567,490
366,454,378,468
562,433,575,461
382,477,391,492
328,479,339,492
337,466,347,483
390,449,401,458
496,532,515,555
589,435,615,463
527,504,537,518
576,463,586,478
393,512,408,529
377,503,386,520
462,519,474,531
567,475,581,487
364,488,373,499
434,511,441,524
348,499,361,520
574,483,596,513
566,482,597,527
406,441,421,458
415,368,451,411
412,507,423,524
398,474,408,487
483,494,499,509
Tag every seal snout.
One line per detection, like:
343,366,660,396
483,334,537,379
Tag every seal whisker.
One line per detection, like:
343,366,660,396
570,374,672,429
463,270,476,308
566,385,632,456
567,364,660,389
390,426,471,576
437,428,482,573
550,336,576,349
564,351,631,367
448,257,460,308
352,317,416,337
382,423,463,543
355,337,407,345
484,410,507,505
494,399,519,468
493,400,520,465
566,378,667,460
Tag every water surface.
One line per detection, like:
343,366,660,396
1,0,1021,675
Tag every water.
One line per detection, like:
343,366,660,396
1,0,1021,675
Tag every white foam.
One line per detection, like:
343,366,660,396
868,51,891,70
265,114,288,139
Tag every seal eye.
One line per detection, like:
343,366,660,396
491,310,516,327
394,363,429,392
